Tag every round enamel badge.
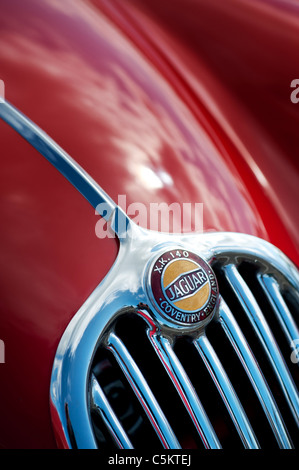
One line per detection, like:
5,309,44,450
148,248,219,326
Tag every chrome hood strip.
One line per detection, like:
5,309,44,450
0,101,128,236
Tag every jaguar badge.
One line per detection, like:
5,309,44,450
148,248,219,326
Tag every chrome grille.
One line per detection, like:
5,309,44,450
50,232,299,449
88,254,298,449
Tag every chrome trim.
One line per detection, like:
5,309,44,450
106,332,180,448
144,323,221,449
194,335,259,448
0,101,129,235
223,264,299,425
91,374,134,449
258,274,299,345
218,300,293,448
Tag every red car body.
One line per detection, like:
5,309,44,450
0,0,298,448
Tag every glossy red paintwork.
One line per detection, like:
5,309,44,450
0,0,298,448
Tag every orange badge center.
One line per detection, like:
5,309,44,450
162,259,210,312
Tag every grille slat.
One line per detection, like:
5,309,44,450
218,299,293,448
258,274,299,345
223,264,299,425
146,327,221,449
106,332,180,449
194,335,260,448
91,374,134,449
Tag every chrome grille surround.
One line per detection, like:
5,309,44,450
50,227,299,449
